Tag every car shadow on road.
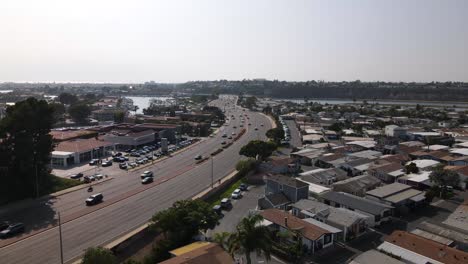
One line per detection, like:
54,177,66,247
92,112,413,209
0,195,59,242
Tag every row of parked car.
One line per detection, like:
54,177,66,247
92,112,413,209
212,183,248,216
0,221,25,239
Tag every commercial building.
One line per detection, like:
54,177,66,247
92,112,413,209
51,138,115,167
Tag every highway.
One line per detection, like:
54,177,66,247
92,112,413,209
0,95,272,264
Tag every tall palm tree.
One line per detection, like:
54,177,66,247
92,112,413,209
227,214,272,264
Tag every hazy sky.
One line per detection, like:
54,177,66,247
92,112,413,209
1,0,467,83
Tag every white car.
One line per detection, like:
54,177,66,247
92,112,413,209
231,189,242,199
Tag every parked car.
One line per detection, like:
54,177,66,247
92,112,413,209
0,222,10,232
254,127,258,131
101,160,112,167
89,159,99,166
94,174,104,180
220,198,232,209
128,162,138,168
0,223,25,238
212,205,222,215
83,175,96,183
112,152,122,157
70,173,84,180
231,189,242,199
194,155,202,160
141,177,153,184
140,171,153,179
119,163,128,169
221,141,226,145
85,193,103,206
239,183,248,191
222,133,227,138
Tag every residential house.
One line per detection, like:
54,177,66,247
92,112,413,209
406,159,440,171
320,191,393,226
290,148,326,165
161,242,232,264
291,199,370,241
365,183,426,212
377,231,468,264
385,125,407,138
258,174,309,210
299,168,349,186
331,174,381,196
368,162,404,183
349,250,405,264
397,171,433,190
260,209,338,254
339,158,375,176
260,157,300,174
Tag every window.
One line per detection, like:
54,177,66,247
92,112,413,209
324,234,332,244
375,215,381,222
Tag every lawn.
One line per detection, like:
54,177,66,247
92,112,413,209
43,175,83,195
206,177,245,207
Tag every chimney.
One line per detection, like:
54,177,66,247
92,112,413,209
284,217,288,227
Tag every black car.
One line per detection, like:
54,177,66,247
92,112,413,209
101,160,112,167
85,193,103,206
89,159,99,166
112,152,122,157
0,221,10,231
141,177,153,184
70,173,84,179
239,183,248,191
0,223,25,238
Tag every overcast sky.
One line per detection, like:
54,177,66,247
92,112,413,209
1,0,467,83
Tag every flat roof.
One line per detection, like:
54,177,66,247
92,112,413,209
385,189,423,204
410,229,454,246
366,183,412,198
406,159,440,168
169,241,212,256
350,249,405,264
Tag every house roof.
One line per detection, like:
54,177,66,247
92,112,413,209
321,191,393,215
266,174,309,189
349,150,383,159
162,242,232,264
346,140,377,149
55,138,114,153
265,192,291,206
260,209,331,241
369,162,403,174
349,249,405,264
366,183,412,199
385,231,468,264
50,129,97,141
332,174,381,193
299,168,349,184
406,159,440,169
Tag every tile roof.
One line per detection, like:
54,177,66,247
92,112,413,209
261,209,330,241
55,138,114,153
385,231,468,264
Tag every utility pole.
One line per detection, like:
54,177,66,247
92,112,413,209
58,212,64,264
35,163,39,198
211,157,214,188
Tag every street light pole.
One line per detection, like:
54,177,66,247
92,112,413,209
58,212,64,264
211,157,214,188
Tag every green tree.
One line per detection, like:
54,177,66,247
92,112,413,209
0,98,55,201
49,102,66,123
227,214,272,264
235,158,257,176
82,247,117,264
328,122,344,133
239,140,277,160
113,111,125,123
429,166,460,190
58,92,78,105
266,128,285,143
244,96,257,109
68,103,91,124
150,200,219,246
405,162,419,174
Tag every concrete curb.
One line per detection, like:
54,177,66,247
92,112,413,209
260,113,277,129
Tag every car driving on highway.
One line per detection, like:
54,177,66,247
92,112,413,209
141,177,153,184
85,193,103,206
0,223,25,238
140,171,153,179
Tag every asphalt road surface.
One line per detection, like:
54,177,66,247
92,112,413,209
284,120,302,149
0,95,272,264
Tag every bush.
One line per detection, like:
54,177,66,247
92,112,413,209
82,247,116,264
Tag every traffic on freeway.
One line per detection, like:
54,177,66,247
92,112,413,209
0,95,272,264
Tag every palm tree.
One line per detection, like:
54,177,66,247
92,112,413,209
227,214,272,264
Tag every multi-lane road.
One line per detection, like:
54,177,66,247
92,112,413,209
0,95,272,264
